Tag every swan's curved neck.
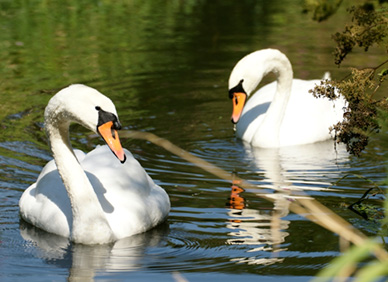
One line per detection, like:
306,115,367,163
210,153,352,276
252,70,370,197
45,114,115,244
253,53,293,147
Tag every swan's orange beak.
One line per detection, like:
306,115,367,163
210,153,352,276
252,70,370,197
231,92,247,124
98,121,126,163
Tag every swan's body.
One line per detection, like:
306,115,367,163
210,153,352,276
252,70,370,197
19,84,170,244
228,49,346,147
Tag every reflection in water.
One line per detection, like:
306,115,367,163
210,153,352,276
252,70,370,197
246,140,349,193
20,220,169,281
227,179,246,210
224,140,348,266
225,178,289,266
225,195,289,265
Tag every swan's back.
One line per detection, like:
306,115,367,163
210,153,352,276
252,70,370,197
278,79,346,146
81,146,170,238
20,145,170,240
20,84,170,244
237,79,346,147
229,49,346,148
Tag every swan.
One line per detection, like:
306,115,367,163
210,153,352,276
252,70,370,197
19,84,170,244
228,48,346,148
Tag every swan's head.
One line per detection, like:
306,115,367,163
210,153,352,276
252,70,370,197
228,51,267,124
228,49,291,124
228,79,247,124
45,84,126,163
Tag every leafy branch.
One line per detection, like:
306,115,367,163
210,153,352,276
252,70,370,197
308,2,388,155
333,3,388,65
311,62,388,155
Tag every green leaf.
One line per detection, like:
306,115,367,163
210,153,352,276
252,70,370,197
355,260,388,282
378,68,388,77
313,240,379,282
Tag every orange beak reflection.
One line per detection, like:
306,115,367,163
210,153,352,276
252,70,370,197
226,179,245,210
97,121,126,163
231,92,247,124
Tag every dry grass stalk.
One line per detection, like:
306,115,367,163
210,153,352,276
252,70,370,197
113,130,388,261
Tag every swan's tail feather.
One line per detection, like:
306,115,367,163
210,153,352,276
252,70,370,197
322,71,331,80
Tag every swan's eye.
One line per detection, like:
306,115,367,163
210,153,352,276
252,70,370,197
96,107,122,133
229,79,246,99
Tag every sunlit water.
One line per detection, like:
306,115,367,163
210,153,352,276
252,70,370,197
0,1,387,281
1,135,386,281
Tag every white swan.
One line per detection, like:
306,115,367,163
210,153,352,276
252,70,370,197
19,84,170,244
228,48,346,148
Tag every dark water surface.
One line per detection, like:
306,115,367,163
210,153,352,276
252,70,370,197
0,1,387,281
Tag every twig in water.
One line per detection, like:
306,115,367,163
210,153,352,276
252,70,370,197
90,130,388,261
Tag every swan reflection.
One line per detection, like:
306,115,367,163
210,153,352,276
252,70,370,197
226,182,289,265
20,220,169,281
247,140,349,192
226,140,348,265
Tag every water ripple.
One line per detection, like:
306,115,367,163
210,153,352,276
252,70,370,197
0,125,386,279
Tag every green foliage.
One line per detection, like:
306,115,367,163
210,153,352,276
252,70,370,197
306,1,388,281
308,1,388,155
311,66,388,155
348,188,385,221
378,110,388,227
313,240,388,281
332,3,388,65
378,68,388,81
311,84,388,279
303,0,344,21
